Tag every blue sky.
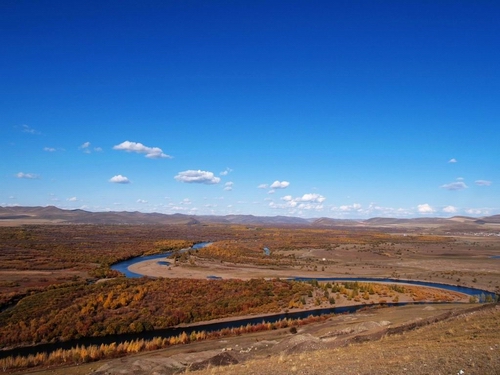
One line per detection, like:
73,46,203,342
1,1,499,218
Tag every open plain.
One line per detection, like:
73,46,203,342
0,207,499,374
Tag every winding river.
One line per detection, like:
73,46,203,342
111,243,496,300
110,242,210,277
1,244,496,360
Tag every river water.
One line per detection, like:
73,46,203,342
111,243,496,300
110,242,211,277
0,302,455,359
2,243,496,359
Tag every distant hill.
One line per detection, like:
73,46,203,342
0,206,309,226
0,206,498,228
311,217,363,226
0,206,198,225
479,214,500,223
195,214,311,225
363,217,454,225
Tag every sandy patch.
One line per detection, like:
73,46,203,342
128,258,351,280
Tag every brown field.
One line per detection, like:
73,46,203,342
0,217,499,374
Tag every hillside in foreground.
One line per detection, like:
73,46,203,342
186,304,499,375
32,304,500,375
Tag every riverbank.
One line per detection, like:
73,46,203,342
126,257,492,301
127,255,415,280
26,303,499,375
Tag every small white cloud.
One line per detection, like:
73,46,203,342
16,172,39,179
220,168,233,176
22,125,40,134
174,170,220,184
79,142,92,153
448,158,457,163
338,203,362,212
440,180,468,191
270,180,290,189
300,193,326,203
270,193,326,211
109,175,130,184
465,208,489,216
137,199,147,204
417,203,435,214
475,180,492,186
94,147,103,152
67,197,78,202
258,184,269,189
224,182,234,191
44,147,56,152
443,205,457,213
113,141,171,159
345,203,412,218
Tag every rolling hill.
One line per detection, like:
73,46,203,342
1,206,498,230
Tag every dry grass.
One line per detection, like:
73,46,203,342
188,306,500,375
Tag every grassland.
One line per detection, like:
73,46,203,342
0,220,499,373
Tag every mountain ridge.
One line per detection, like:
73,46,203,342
1,206,499,228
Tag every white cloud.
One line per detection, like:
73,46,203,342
270,180,290,189
137,199,147,204
465,208,489,216
475,180,492,186
113,141,171,159
220,168,233,176
16,172,39,179
300,193,326,203
442,205,457,213
174,170,221,184
440,180,468,191
330,203,413,218
22,125,40,134
258,184,268,189
44,147,56,152
338,203,362,212
270,193,326,211
224,182,234,191
417,203,435,214
67,197,78,202
79,142,92,153
448,158,457,163
109,175,130,184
